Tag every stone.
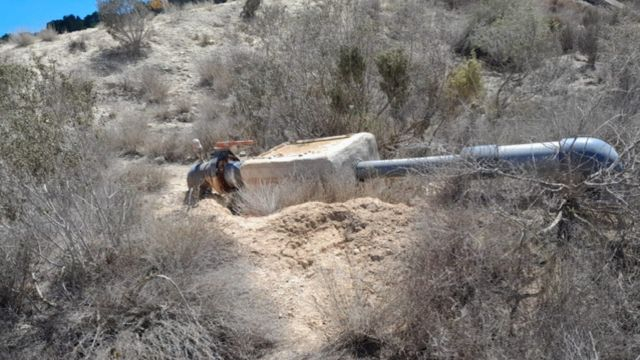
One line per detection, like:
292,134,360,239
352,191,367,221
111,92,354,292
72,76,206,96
239,133,380,188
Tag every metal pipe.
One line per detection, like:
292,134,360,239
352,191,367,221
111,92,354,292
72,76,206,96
355,137,622,181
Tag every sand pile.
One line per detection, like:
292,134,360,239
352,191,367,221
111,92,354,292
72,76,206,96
152,163,418,355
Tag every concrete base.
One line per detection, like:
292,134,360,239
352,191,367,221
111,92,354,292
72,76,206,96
239,133,379,187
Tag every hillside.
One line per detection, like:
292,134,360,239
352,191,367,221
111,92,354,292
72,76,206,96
1,0,640,359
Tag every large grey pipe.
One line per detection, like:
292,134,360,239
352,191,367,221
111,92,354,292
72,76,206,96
355,137,622,180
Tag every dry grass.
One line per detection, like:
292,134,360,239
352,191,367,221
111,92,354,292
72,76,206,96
10,32,36,47
0,181,276,358
308,266,387,360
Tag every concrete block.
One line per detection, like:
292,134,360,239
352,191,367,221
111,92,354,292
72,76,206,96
239,133,379,187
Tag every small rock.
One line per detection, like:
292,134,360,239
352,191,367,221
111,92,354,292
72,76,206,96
370,254,384,262
153,156,166,164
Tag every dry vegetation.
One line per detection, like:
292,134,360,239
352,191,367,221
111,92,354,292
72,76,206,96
2,0,640,358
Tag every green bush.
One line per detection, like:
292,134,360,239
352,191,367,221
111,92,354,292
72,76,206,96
446,55,483,104
330,46,367,115
375,49,410,117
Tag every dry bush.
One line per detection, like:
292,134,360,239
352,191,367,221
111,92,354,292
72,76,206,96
68,35,88,53
576,8,601,69
456,0,558,72
118,162,168,192
105,116,148,156
144,132,192,162
38,26,58,42
229,0,452,152
309,267,386,360
10,32,36,47
0,184,275,358
0,55,274,359
192,97,241,151
98,0,152,55
175,97,191,114
196,54,233,97
0,60,94,179
385,162,640,358
138,66,170,103
241,0,261,20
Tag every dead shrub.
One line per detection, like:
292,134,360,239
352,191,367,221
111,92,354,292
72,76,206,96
144,132,191,162
196,55,233,97
38,26,58,42
10,32,36,47
118,162,168,192
229,0,452,153
310,267,386,359
98,0,152,56
105,116,148,156
577,8,601,69
138,66,170,103
387,172,640,358
0,60,94,180
68,36,88,53
241,0,261,20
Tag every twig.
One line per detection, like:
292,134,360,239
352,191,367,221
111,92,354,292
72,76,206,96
31,272,56,307
539,210,564,235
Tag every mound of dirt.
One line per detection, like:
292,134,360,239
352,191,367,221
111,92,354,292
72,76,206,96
155,164,418,355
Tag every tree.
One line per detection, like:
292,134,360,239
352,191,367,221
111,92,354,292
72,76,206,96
97,0,151,55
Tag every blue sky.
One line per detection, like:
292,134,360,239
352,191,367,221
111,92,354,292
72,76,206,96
0,0,97,35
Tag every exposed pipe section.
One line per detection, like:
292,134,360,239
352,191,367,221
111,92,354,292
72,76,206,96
355,137,622,181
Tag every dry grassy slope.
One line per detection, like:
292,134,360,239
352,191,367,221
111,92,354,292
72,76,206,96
0,0,255,147
0,0,619,356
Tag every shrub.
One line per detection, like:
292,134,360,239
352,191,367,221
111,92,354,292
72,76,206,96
10,32,35,47
38,26,58,42
0,60,94,180
456,0,557,72
241,0,261,20
386,163,640,359
330,46,368,115
446,55,483,104
577,9,601,69
68,35,88,53
376,49,410,118
148,0,167,13
98,0,151,55
196,55,232,95
144,132,191,162
138,66,169,103
105,115,147,156
118,162,168,192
